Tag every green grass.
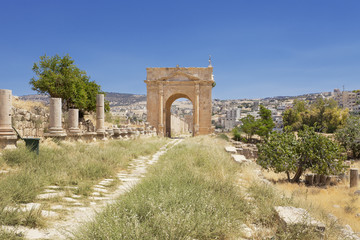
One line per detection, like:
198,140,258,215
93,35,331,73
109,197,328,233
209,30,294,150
73,136,250,239
0,137,168,229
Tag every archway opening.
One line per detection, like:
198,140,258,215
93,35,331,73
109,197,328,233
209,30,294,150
165,95,194,138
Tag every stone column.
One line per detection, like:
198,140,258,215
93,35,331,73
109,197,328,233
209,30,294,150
96,94,106,139
67,109,82,136
45,98,67,138
194,83,200,136
0,89,17,149
158,84,164,136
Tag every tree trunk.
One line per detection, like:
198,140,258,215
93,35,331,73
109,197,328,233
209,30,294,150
286,171,291,182
291,166,303,183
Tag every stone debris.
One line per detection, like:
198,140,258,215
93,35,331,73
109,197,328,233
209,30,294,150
232,154,251,164
340,224,360,240
274,206,325,231
225,146,237,154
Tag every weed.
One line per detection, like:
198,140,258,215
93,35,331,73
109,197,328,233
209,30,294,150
73,136,250,239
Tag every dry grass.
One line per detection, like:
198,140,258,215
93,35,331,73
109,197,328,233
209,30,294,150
262,168,360,232
12,98,45,111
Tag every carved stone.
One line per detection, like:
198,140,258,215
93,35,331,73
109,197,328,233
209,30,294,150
145,67,214,137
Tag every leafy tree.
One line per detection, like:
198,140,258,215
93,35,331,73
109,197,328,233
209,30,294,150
30,54,109,114
257,127,346,182
283,98,348,133
239,115,258,141
256,105,275,138
335,116,360,158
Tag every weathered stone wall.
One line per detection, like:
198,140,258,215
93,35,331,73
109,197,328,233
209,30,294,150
11,106,49,137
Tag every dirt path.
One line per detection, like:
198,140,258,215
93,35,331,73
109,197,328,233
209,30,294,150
3,138,182,239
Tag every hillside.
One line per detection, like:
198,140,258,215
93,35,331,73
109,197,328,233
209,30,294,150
19,92,147,107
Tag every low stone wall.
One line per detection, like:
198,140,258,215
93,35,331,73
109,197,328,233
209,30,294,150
11,106,49,138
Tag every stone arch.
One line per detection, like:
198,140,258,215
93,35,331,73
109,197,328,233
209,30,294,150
145,67,214,137
164,93,194,137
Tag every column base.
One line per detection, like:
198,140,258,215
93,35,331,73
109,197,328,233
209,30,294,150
0,135,18,150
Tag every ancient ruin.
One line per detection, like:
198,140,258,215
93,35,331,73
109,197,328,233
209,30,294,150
145,66,214,137
44,98,67,138
96,94,106,139
0,89,17,149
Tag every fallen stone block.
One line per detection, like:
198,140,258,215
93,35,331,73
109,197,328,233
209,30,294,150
231,154,251,164
274,206,325,232
225,146,237,154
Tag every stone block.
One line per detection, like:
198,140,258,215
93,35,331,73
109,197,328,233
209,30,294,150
274,206,325,232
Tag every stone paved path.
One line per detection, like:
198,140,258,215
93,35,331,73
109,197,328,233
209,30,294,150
2,138,182,239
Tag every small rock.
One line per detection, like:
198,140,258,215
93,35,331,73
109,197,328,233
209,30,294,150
354,190,360,196
333,204,341,208
356,213,360,218
328,213,338,222
240,224,253,238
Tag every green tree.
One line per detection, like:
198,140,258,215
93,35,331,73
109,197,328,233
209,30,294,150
283,98,348,133
257,127,346,182
256,105,275,138
335,116,360,158
30,54,109,114
239,115,258,141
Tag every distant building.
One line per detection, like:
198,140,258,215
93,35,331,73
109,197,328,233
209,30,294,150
333,88,360,113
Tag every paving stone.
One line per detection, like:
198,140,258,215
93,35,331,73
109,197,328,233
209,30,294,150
72,202,83,206
50,205,64,210
71,194,81,199
93,187,108,193
21,203,42,211
91,192,100,196
37,191,65,199
46,185,61,189
91,196,110,201
63,197,78,203
44,189,57,193
41,210,59,218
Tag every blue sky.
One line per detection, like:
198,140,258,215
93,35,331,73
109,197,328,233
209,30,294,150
0,0,359,99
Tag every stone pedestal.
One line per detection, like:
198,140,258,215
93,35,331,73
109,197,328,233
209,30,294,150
0,89,17,149
67,109,82,137
96,94,106,140
45,98,67,139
